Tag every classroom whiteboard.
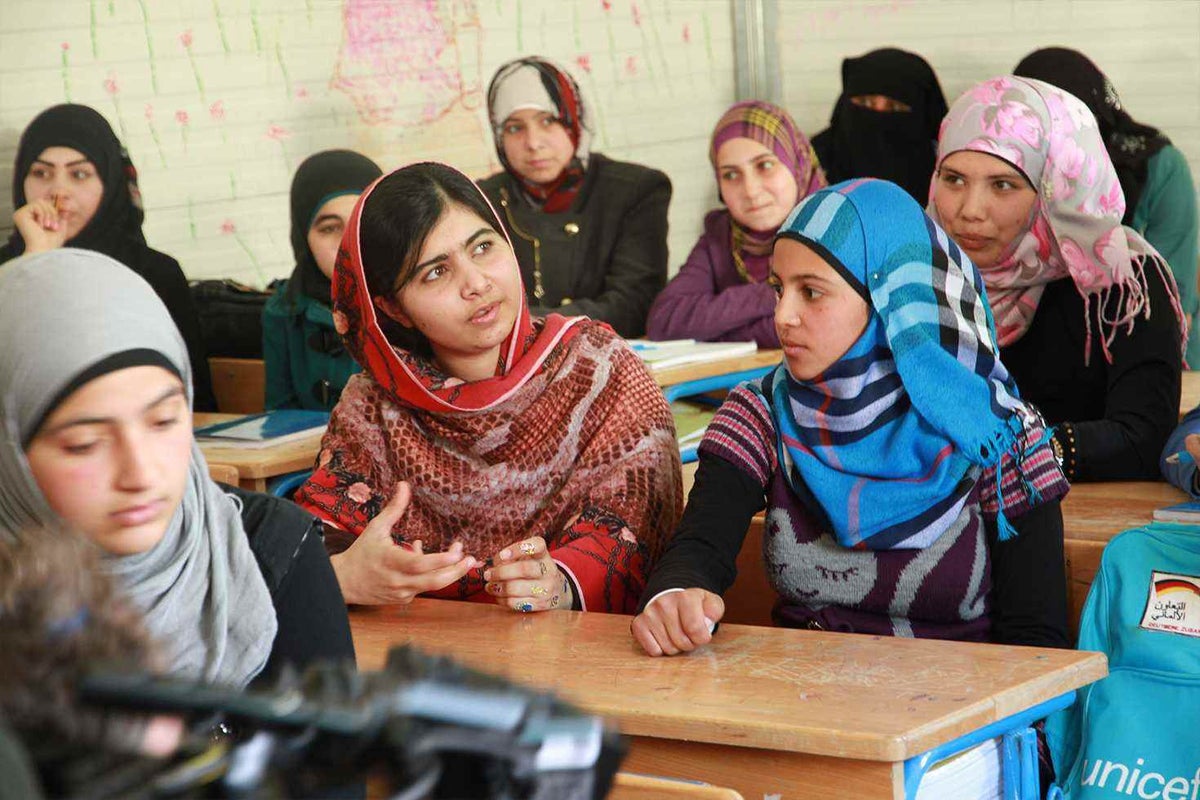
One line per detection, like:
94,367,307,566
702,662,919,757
0,0,738,285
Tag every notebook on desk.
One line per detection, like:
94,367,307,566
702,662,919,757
194,410,329,449
628,339,757,371
1152,500,1200,523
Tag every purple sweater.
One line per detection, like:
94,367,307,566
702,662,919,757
646,209,779,347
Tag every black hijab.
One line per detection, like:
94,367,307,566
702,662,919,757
811,48,947,204
2,104,145,263
1,104,220,410
285,150,382,307
1013,47,1170,225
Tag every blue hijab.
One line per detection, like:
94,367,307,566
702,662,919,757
754,178,1043,550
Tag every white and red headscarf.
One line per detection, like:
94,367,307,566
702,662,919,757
486,57,592,213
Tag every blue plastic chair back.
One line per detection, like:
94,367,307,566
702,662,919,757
269,470,312,500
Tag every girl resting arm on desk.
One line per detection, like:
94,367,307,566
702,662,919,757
294,162,682,613
646,101,826,348
0,249,353,687
928,77,1185,482
632,179,1071,656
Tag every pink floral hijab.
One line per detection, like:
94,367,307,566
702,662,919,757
928,76,1184,362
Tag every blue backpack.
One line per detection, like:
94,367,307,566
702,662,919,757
1046,522,1200,800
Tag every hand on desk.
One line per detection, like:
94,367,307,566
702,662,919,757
632,588,725,656
483,536,574,612
330,482,477,605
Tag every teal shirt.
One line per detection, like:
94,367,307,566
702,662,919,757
262,282,360,411
1130,145,1200,365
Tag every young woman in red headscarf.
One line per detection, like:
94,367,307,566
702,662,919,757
295,162,682,614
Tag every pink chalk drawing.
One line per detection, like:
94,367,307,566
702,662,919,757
576,54,592,74
331,0,482,127
624,55,638,76
218,218,265,280
602,0,611,11
102,72,128,139
60,42,72,101
295,85,309,99
682,23,691,43
175,109,190,151
179,29,206,102
143,104,166,167
265,124,293,171
631,2,641,26
209,100,225,122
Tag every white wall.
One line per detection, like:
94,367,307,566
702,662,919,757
779,0,1200,186
0,0,737,285
2,1,1196,286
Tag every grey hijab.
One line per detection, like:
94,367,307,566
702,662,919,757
0,249,276,687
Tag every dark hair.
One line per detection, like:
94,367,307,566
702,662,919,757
358,163,505,355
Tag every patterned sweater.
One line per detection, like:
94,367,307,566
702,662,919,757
643,386,1072,647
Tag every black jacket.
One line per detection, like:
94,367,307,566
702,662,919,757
136,248,216,412
1000,267,1182,482
479,153,671,338
224,486,355,678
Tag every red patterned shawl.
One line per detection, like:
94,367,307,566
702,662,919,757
296,164,681,612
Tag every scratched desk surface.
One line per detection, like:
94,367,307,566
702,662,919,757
351,599,1105,763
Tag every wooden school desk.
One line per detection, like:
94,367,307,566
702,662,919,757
193,412,322,492
350,600,1105,800
1059,480,1187,634
1059,480,1186,542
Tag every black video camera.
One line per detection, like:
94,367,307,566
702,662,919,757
64,645,625,799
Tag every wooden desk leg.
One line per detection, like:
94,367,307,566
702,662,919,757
624,736,903,799
239,477,268,493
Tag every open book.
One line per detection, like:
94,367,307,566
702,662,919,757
194,410,329,449
628,339,757,372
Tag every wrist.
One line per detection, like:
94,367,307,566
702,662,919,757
23,239,55,255
329,552,360,605
553,567,576,611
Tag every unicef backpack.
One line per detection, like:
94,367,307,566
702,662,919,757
1046,522,1200,800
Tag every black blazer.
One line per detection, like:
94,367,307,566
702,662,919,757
479,153,671,338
